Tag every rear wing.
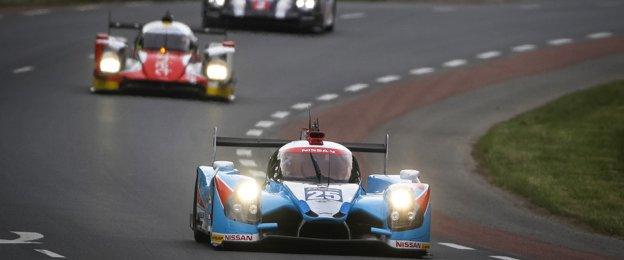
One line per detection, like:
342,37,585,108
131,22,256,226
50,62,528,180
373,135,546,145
107,12,227,36
107,12,143,33
211,128,391,174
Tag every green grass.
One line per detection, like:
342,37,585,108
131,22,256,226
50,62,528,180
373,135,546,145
476,80,624,237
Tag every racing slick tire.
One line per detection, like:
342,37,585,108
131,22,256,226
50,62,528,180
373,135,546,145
309,0,336,33
324,0,337,32
201,3,223,28
202,16,224,28
192,176,210,243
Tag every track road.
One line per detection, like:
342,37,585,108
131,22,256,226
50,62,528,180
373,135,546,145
0,0,623,259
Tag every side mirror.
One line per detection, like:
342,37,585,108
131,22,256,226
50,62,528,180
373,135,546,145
213,161,234,171
400,169,420,182
222,40,235,47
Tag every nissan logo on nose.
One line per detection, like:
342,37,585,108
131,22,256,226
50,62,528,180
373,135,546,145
300,148,336,154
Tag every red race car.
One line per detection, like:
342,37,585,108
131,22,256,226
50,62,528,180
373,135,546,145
92,12,237,101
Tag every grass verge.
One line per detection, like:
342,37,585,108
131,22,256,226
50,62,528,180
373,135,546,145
475,80,624,237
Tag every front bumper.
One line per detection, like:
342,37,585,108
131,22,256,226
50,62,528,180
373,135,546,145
211,232,430,253
91,77,234,99
204,6,320,26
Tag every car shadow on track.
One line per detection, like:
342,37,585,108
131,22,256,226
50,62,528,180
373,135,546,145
89,88,232,103
210,21,325,36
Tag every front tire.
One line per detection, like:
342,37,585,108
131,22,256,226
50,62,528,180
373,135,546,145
193,176,210,243
324,0,336,32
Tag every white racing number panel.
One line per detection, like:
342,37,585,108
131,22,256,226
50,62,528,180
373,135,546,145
284,181,359,217
304,187,343,202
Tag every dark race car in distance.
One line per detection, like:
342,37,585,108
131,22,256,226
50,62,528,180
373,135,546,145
202,0,336,32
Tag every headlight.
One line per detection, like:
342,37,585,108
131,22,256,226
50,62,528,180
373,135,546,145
208,0,225,7
387,187,424,231
99,52,121,73
236,181,259,203
225,180,261,224
205,60,229,81
389,188,413,210
296,0,315,10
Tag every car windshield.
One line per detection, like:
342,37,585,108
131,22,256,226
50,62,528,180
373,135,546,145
142,32,190,52
279,147,352,183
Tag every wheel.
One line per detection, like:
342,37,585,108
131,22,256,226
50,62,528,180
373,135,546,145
324,0,336,32
193,176,210,243
203,17,223,28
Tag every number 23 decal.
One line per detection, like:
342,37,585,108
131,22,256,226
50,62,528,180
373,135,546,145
305,187,343,202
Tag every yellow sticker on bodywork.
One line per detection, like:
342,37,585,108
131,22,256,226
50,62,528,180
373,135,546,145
211,233,224,245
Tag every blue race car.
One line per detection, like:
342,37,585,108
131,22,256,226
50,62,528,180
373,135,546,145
190,124,431,256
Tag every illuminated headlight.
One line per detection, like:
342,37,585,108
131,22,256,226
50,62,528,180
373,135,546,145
387,186,425,231
389,188,413,210
236,181,259,203
205,60,229,81
225,181,261,224
208,0,225,7
99,52,121,73
296,0,315,10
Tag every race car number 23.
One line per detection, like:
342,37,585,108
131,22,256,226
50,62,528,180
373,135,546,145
304,187,342,202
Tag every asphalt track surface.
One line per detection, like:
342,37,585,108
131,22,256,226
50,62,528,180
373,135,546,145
0,0,623,259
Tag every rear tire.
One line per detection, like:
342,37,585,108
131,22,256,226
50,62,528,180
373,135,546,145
193,176,210,243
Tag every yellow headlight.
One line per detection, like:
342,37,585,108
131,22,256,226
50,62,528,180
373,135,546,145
236,181,259,203
389,188,413,210
206,60,228,81
99,52,121,73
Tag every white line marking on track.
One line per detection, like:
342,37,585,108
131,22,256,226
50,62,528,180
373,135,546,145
23,9,50,16
476,51,501,59
249,170,266,178
291,102,312,110
246,129,263,137
88,54,95,60
317,93,339,101
512,44,536,52
239,159,257,167
587,32,613,39
344,83,369,92
490,256,520,260
255,120,275,128
443,59,467,68
0,232,43,244
438,242,475,250
547,38,573,46
124,2,150,7
34,249,65,258
376,75,400,83
236,149,252,157
410,67,434,75
271,111,290,119
339,12,365,20
13,66,34,74
75,4,100,11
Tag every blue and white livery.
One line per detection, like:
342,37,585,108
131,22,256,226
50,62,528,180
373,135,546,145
190,127,431,256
